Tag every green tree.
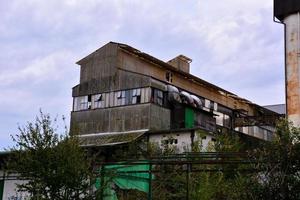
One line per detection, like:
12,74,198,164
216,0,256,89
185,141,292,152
7,111,94,200
252,119,300,200
190,132,257,200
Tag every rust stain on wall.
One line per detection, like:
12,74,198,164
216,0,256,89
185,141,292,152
286,48,300,115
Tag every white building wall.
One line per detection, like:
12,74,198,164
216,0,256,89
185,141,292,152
0,171,29,200
3,179,29,200
149,132,192,152
149,130,215,152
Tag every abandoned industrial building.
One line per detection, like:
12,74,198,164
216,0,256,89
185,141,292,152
70,42,282,151
4,0,300,198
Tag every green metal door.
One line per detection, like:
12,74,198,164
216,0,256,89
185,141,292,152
185,108,195,128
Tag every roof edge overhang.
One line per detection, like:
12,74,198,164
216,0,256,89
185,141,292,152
78,129,149,147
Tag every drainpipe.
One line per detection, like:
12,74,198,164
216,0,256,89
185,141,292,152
273,15,287,120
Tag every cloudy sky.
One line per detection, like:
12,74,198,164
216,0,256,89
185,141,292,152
0,0,284,149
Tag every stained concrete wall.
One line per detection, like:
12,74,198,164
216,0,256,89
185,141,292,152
149,131,192,152
73,43,156,97
71,104,150,135
71,103,171,135
71,42,276,138
78,43,118,84
150,104,171,130
73,69,152,96
72,42,171,135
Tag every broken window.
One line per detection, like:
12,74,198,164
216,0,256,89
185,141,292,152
92,94,105,109
132,88,141,104
87,95,92,109
224,115,231,128
204,99,214,111
153,89,164,106
117,91,126,106
162,138,178,146
214,111,224,126
214,111,231,128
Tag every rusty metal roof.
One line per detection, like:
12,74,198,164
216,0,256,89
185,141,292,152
78,129,148,147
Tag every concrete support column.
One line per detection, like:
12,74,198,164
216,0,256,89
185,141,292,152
284,13,300,126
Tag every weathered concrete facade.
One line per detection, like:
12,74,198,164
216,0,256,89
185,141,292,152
71,104,170,135
70,42,280,149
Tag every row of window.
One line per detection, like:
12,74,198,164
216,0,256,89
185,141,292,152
73,87,164,111
74,84,234,130
235,126,273,141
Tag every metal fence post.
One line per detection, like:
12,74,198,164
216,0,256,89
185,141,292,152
148,163,152,200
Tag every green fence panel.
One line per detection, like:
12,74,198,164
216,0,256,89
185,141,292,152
107,163,150,193
96,162,153,200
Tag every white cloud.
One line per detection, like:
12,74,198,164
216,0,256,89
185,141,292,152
0,0,285,149
0,51,76,86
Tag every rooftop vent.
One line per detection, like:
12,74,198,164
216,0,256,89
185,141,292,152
167,55,192,73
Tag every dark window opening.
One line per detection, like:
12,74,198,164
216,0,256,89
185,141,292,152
88,95,92,109
166,71,173,82
153,89,164,106
132,89,141,104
